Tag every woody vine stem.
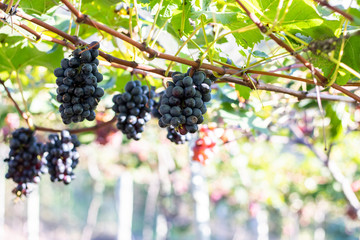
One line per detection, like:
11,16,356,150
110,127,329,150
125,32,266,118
0,0,359,133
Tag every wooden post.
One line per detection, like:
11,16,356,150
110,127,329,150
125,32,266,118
0,145,6,240
116,172,133,240
27,185,40,240
256,208,268,240
155,214,167,240
142,177,160,240
0,167,4,240
190,157,211,240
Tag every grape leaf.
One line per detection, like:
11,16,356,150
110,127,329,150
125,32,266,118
348,8,360,26
245,0,340,39
252,50,268,58
0,34,64,72
226,16,264,48
170,0,193,37
235,84,251,99
82,0,122,6
193,0,212,10
20,0,59,15
219,109,269,134
190,12,238,25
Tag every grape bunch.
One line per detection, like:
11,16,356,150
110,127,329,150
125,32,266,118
53,41,105,124
4,128,47,197
158,70,212,134
43,130,80,184
112,80,155,140
167,126,191,144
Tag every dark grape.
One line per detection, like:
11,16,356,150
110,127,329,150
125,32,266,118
111,81,156,140
4,128,46,197
157,69,213,136
54,68,64,77
54,42,104,124
166,126,191,144
43,130,80,184
159,105,171,115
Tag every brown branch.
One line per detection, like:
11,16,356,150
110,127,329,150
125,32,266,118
63,0,360,102
13,20,41,41
58,0,233,76
39,35,166,78
235,0,360,103
1,1,357,104
0,78,32,128
1,76,117,133
34,117,117,134
219,76,356,103
7,11,318,87
268,64,304,73
344,82,360,87
6,6,80,45
290,125,360,219
313,0,354,21
248,70,315,85
11,20,358,104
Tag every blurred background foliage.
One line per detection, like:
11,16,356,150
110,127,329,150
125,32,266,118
0,0,360,239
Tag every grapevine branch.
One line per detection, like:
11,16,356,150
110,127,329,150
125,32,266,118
4,8,355,104
0,77,117,134
235,0,360,103
3,16,41,41
34,117,117,134
2,2,358,91
59,0,360,102
33,31,359,102
0,78,31,128
42,33,355,102
290,125,360,219
219,76,355,103
0,2,357,110
7,19,353,115
0,3,167,76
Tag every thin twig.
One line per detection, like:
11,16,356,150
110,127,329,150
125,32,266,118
235,0,360,103
290,125,360,219
0,1,358,104
218,76,356,103
1,77,117,133
34,117,117,134
0,78,31,128
313,0,354,21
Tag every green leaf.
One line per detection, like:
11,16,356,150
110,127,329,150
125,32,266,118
193,0,212,10
170,0,193,37
219,109,269,134
20,0,59,15
346,8,360,26
312,35,360,85
235,84,251,99
82,0,122,7
245,0,340,39
190,12,238,25
226,14,264,48
325,104,343,139
114,71,132,92
341,35,360,74
279,0,340,38
0,34,64,72
252,50,268,58
159,0,180,18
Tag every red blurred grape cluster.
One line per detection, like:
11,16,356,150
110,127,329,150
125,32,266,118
192,125,217,164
